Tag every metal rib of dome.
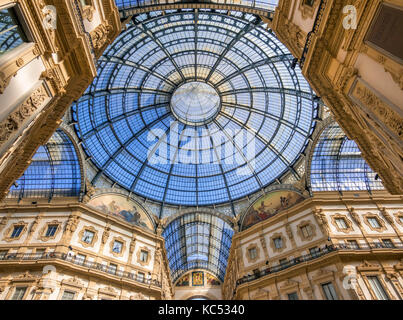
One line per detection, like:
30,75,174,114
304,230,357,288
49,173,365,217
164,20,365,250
72,10,317,206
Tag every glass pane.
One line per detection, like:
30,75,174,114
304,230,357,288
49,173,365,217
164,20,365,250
0,8,25,56
368,276,389,300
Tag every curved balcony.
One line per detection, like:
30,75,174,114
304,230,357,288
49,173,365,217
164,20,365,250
0,252,162,288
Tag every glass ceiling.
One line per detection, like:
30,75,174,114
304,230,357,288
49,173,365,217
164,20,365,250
162,212,234,283
171,82,221,125
72,9,317,207
311,122,384,192
115,0,280,12
8,129,81,200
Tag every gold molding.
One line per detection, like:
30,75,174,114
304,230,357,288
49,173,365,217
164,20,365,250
38,220,62,242
363,213,387,232
2,221,28,242
269,232,287,254
109,236,126,258
394,212,403,227
296,220,317,242
0,85,49,147
245,243,260,264
136,246,151,267
330,214,354,234
78,225,98,248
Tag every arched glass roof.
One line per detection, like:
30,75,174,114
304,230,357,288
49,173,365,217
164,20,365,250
310,123,384,192
115,0,279,11
8,129,82,200
162,212,234,282
72,9,317,206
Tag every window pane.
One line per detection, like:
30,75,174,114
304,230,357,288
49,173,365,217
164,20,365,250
288,292,298,300
61,291,75,300
113,241,123,253
0,8,26,56
335,218,347,229
11,226,23,238
46,225,58,237
368,218,380,228
82,230,94,243
322,282,338,300
368,276,389,300
11,287,27,300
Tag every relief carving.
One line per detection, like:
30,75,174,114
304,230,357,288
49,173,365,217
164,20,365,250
0,86,48,145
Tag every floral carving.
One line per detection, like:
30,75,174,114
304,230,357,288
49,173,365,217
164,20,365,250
0,86,48,145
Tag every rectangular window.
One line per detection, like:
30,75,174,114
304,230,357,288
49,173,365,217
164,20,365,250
11,287,27,300
347,240,360,249
321,282,338,300
279,258,288,266
399,217,403,224
248,247,257,260
301,225,312,238
61,290,75,300
137,272,145,282
0,6,28,56
112,241,123,254
81,230,95,244
288,292,299,300
108,263,117,275
335,218,348,229
368,217,381,228
273,237,283,249
140,250,148,262
11,225,24,238
367,276,389,300
45,224,58,237
382,239,394,248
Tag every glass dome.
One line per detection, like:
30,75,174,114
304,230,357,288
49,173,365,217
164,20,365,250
72,10,317,206
171,82,221,125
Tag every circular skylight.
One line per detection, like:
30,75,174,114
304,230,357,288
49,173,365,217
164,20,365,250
72,10,317,207
171,82,221,125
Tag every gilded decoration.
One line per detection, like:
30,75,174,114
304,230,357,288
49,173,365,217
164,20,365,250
241,190,305,230
269,232,287,254
0,85,48,146
350,78,403,140
330,214,354,234
296,220,317,242
176,274,190,287
2,221,28,242
38,220,62,242
206,273,221,286
61,276,84,289
394,212,403,227
363,213,387,232
192,271,204,287
78,225,98,248
245,243,260,264
136,246,151,267
109,236,126,258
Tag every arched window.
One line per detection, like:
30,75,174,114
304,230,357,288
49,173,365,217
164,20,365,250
8,129,82,200
310,123,384,192
162,213,234,283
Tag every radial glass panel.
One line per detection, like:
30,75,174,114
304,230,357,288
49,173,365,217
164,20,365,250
72,10,317,206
